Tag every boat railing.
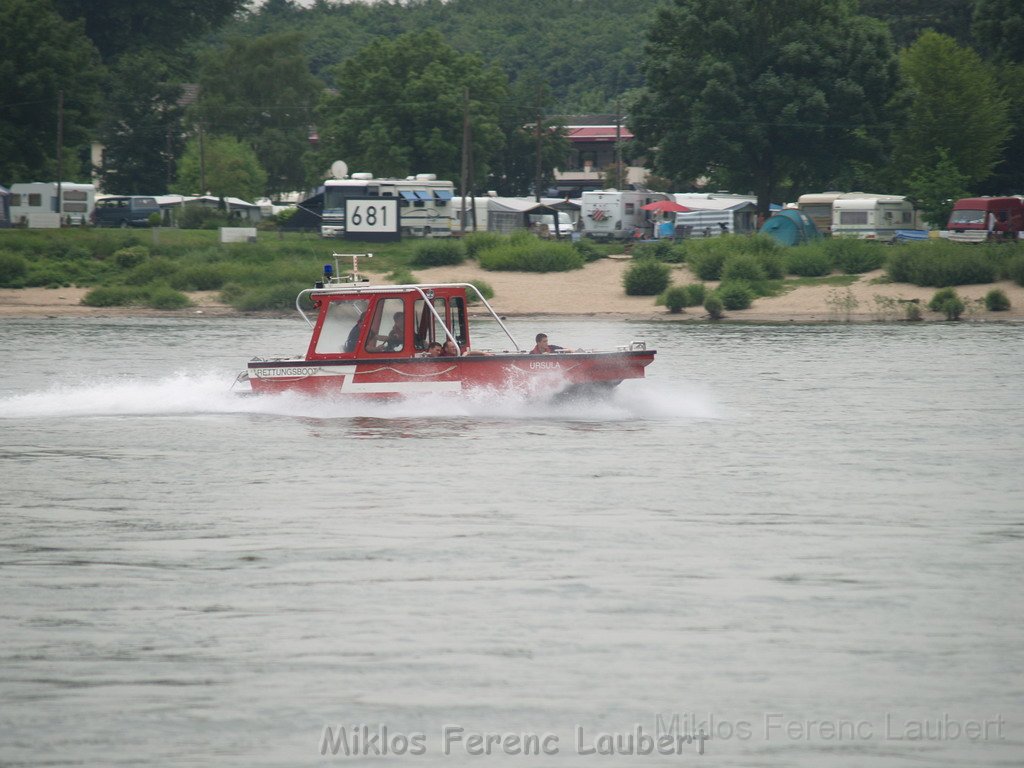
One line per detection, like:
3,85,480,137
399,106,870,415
294,282,521,351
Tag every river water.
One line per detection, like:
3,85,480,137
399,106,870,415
0,316,1021,767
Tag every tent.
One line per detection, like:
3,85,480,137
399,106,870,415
759,209,821,246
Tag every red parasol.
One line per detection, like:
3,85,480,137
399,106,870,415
640,200,692,213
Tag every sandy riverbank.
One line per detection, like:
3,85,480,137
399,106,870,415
2,258,1023,321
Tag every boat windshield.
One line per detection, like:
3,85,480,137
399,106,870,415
364,298,406,354
315,299,369,354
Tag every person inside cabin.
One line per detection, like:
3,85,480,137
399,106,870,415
419,341,443,357
384,312,404,351
441,339,461,357
344,312,366,353
529,333,570,354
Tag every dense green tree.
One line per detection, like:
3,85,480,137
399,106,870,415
859,0,975,48
311,31,508,188
631,0,901,214
488,71,570,196
973,0,1024,63
891,31,1009,188
97,53,184,194
905,149,971,228
51,0,245,62
191,33,321,195
172,134,267,201
0,0,104,183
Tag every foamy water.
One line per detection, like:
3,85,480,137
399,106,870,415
1,317,1022,767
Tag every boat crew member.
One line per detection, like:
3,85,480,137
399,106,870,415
419,341,443,357
529,333,570,354
441,339,461,357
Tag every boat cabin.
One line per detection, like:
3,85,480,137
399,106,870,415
304,284,477,360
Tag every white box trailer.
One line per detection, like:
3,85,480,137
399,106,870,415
581,190,669,240
831,195,916,240
8,182,95,226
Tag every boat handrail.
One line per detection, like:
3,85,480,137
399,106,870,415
298,282,521,350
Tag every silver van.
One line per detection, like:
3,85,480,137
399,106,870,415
93,196,161,227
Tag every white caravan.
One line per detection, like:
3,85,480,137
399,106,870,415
8,182,95,227
831,195,916,240
580,189,669,240
455,195,576,237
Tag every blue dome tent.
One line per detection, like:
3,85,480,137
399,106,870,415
759,208,820,246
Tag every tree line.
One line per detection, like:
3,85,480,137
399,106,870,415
0,0,1020,224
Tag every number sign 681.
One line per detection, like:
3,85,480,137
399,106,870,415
346,199,398,234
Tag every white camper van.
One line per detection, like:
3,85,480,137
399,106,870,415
831,195,916,240
9,182,95,227
580,190,668,240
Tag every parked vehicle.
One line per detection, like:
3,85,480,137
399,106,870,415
8,182,95,227
797,192,845,235
946,196,1024,242
831,195,917,240
580,190,668,240
321,173,456,238
92,195,161,227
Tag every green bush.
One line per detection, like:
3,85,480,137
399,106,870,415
683,282,707,306
704,294,724,319
170,264,229,291
145,285,192,310
124,257,179,286
687,248,728,280
0,251,29,286
825,238,885,274
662,285,689,313
887,242,997,286
984,288,1010,311
478,241,584,272
785,247,833,276
467,279,495,303
178,206,232,230
905,302,923,321
463,231,504,259
113,245,150,269
1005,253,1024,287
147,212,162,227
412,240,465,267
632,240,684,263
24,263,71,288
928,287,964,320
81,285,143,307
623,258,671,295
572,237,603,262
755,250,786,279
716,280,755,310
722,253,766,283
225,281,313,312
387,268,418,285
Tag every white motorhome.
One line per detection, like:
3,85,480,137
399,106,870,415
580,189,669,240
9,182,95,227
321,173,456,237
831,195,916,240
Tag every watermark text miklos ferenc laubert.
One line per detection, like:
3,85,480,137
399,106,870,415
319,712,1007,758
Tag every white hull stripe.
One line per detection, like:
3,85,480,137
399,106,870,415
251,364,462,393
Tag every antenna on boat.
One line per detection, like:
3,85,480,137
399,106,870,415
331,252,372,283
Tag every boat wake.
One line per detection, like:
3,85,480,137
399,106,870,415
0,372,719,422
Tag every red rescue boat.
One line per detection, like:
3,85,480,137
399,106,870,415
236,255,655,398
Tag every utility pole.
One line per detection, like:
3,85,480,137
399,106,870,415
56,90,64,219
198,123,206,194
614,97,623,190
534,86,543,202
460,87,472,232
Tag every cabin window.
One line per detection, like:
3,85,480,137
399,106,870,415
902,212,912,223
315,299,369,354
63,190,87,201
624,203,635,214
839,211,868,225
413,297,447,350
450,297,467,346
365,298,406,354
949,209,984,225
10,194,21,207
28,194,42,207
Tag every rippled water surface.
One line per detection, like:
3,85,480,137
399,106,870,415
1,316,1022,767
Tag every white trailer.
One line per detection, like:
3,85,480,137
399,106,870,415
321,173,456,238
670,193,759,237
831,195,916,240
8,182,95,227
581,189,669,240
455,195,575,237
